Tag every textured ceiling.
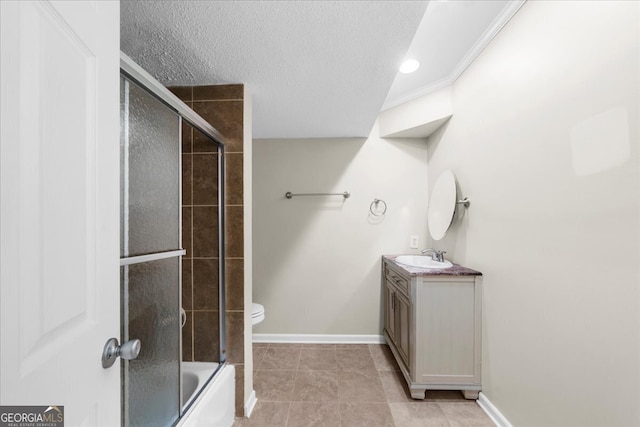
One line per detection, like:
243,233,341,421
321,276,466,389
121,1,429,139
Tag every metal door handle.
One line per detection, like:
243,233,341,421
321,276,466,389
102,337,141,368
181,307,187,327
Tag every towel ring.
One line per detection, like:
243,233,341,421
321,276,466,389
370,198,387,216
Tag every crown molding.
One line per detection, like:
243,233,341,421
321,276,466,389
449,0,526,83
381,0,527,112
382,75,454,111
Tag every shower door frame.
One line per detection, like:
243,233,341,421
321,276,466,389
119,52,227,424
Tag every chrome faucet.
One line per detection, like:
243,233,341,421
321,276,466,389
421,248,446,263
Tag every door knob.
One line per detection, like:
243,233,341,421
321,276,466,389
102,337,141,368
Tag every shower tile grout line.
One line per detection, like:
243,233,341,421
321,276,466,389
182,203,244,208
193,98,243,102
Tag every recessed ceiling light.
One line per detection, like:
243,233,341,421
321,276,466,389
399,59,420,74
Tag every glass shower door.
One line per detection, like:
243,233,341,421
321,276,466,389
120,75,182,427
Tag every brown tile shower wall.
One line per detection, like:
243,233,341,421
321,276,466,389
169,84,245,417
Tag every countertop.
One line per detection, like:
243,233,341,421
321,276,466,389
383,255,482,277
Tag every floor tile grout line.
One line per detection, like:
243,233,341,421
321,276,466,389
287,348,303,423
283,401,292,427
387,401,397,427
244,343,492,426
334,346,339,406
436,401,457,427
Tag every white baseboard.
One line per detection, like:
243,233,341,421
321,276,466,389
477,392,512,427
244,390,257,418
252,334,385,344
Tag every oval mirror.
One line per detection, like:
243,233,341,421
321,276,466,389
428,169,458,240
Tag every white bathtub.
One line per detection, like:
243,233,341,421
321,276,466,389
177,362,235,427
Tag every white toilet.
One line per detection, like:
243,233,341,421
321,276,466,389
251,303,265,327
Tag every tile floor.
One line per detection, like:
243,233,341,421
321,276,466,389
233,343,494,427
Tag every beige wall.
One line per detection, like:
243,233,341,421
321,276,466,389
426,1,639,426
251,1,639,424
253,127,429,336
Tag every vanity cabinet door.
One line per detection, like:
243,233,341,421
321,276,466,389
384,281,396,343
394,290,411,368
385,279,410,369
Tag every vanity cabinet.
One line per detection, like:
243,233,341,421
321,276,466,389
384,280,410,367
382,256,482,400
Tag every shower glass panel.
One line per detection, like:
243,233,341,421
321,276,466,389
120,74,182,427
120,77,180,258
121,259,180,427
120,53,227,426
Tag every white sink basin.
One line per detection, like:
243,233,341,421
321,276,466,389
395,255,452,269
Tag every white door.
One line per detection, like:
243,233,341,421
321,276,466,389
0,1,120,426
